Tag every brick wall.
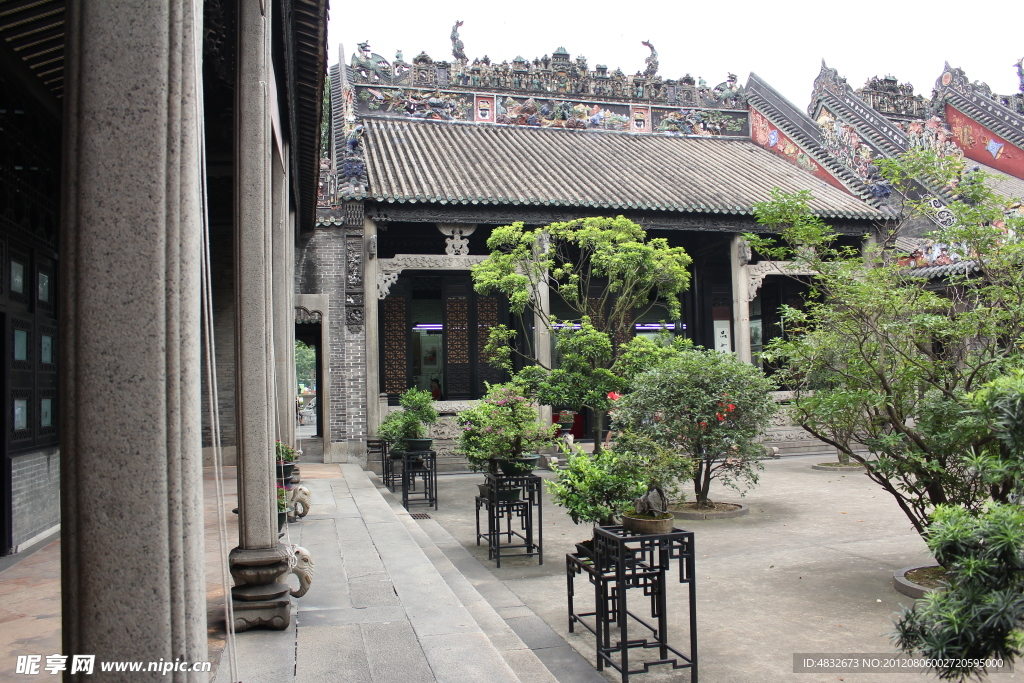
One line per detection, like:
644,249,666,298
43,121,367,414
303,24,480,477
296,223,368,446
11,448,60,547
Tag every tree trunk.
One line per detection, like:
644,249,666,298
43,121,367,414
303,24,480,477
592,408,607,453
694,453,714,509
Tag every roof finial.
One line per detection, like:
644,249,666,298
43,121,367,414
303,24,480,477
451,20,467,62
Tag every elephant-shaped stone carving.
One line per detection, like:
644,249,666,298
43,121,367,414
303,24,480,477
290,485,312,518
277,544,314,598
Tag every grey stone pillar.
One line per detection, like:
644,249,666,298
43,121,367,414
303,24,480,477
535,278,553,424
272,145,295,448
364,218,382,435
229,0,291,631
730,234,752,363
60,0,208,677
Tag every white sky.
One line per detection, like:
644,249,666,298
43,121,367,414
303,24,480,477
327,1,1021,114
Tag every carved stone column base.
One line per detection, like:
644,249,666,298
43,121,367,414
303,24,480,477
229,545,293,630
232,600,291,632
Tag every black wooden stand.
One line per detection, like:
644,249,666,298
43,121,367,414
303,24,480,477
566,525,696,683
474,473,543,567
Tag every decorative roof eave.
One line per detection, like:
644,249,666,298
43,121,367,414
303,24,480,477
932,63,1024,151
807,61,910,157
363,190,880,221
745,73,889,213
284,0,330,233
361,200,876,235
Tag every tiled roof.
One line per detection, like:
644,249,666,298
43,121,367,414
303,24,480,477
906,260,979,279
359,117,883,220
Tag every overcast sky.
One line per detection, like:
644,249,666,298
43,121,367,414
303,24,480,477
327,1,1021,114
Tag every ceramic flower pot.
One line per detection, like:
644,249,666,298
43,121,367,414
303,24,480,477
621,512,675,535
404,438,433,452
276,462,295,481
497,454,540,475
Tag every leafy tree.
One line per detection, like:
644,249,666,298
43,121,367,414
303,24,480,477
894,371,1024,680
295,340,316,391
894,503,1024,682
612,348,776,508
745,150,1024,535
472,216,692,448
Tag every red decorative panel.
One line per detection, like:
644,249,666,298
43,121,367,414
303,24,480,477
946,104,1024,180
749,107,849,192
383,297,407,394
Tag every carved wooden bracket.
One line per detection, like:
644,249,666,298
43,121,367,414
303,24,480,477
744,261,815,301
376,254,488,298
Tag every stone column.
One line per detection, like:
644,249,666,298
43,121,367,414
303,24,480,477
60,0,208,676
730,234,752,363
364,218,382,435
228,0,291,631
272,144,294,448
535,278,553,424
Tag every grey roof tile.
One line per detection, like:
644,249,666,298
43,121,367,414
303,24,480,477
359,117,884,220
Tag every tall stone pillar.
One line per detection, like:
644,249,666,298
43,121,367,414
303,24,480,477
364,218,381,435
272,145,295,448
730,234,752,363
228,0,291,631
60,0,208,677
535,278,554,424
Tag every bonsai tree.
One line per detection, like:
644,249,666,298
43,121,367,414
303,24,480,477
612,348,777,509
746,149,1024,536
614,431,694,520
546,447,645,526
376,387,438,451
455,383,557,473
472,216,692,449
547,433,693,526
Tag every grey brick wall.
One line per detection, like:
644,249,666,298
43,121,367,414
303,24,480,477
11,448,60,547
296,224,368,445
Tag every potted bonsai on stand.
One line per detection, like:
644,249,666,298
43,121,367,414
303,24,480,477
377,388,439,453
456,383,557,497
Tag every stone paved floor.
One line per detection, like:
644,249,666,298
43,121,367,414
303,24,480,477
5,455,1023,682
424,455,972,683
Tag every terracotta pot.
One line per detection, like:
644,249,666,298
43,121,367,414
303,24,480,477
621,513,675,535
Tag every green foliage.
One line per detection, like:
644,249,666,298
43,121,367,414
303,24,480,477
376,388,438,450
546,448,646,525
275,440,298,463
746,149,1024,535
894,503,1024,681
612,348,777,507
472,216,692,446
277,485,289,513
455,383,557,471
295,340,316,391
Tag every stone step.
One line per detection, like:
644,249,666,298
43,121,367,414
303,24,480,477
219,463,530,683
367,471,608,682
